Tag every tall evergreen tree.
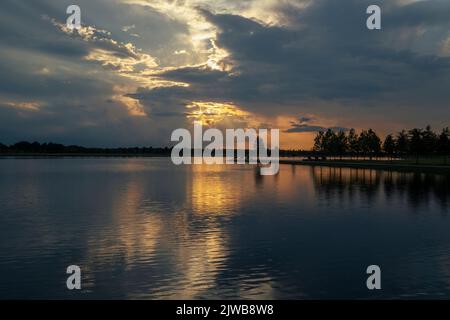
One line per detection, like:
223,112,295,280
311,126,450,161
367,129,381,159
396,130,409,156
383,134,395,159
358,130,371,159
347,129,359,158
408,128,424,163
313,131,325,152
422,125,438,155
335,131,348,159
437,127,450,155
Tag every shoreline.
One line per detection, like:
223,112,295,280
2,154,450,173
280,159,450,173
0,153,170,158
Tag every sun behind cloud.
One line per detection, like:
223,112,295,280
185,101,250,126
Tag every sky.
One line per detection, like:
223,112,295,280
0,0,449,149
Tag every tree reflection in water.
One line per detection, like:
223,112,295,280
310,166,450,213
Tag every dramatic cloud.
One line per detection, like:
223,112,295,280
131,1,450,128
285,117,349,133
0,0,449,148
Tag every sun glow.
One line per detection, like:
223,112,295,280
186,101,250,126
4,101,41,111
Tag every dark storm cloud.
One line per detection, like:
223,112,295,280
285,125,349,133
285,117,349,133
385,0,450,27
132,0,450,119
299,117,313,123
0,0,139,98
285,125,326,133
0,1,103,59
1,0,450,146
0,0,168,146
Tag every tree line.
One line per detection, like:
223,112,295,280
313,126,450,160
0,141,171,155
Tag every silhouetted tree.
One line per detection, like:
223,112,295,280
358,129,381,160
437,128,450,165
437,128,450,155
422,125,438,156
324,129,336,153
396,130,409,156
312,126,450,160
358,130,370,159
0,141,172,155
335,131,348,159
383,134,395,159
367,129,381,159
408,128,424,164
313,129,348,158
313,131,325,152
347,128,359,159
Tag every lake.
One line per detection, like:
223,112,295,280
1,158,450,299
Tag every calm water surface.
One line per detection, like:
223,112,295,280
1,158,450,299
